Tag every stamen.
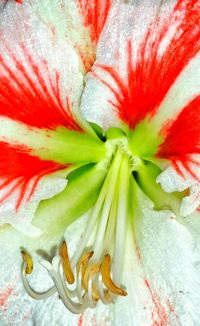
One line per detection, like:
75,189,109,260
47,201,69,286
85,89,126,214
60,241,75,284
97,273,112,304
82,263,100,301
77,265,84,304
21,148,130,313
21,251,56,300
21,242,127,312
76,251,94,274
52,256,88,314
21,250,33,274
101,254,127,296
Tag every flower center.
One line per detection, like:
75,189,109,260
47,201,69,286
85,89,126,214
21,141,132,313
21,127,181,313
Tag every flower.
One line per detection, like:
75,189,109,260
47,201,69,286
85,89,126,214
0,0,200,325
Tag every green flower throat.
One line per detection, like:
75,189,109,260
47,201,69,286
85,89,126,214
21,122,181,314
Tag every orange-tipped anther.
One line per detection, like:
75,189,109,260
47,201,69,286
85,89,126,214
77,251,94,274
21,250,33,275
60,241,75,284
101,254,127,297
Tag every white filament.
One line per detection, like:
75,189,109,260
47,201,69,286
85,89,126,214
22,148,129,313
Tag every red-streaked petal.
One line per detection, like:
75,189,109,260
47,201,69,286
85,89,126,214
157,96,200,165
80,1,134,129
0,141,66,210
76,0,111,43
0,176,67,236
76,0,112,71
0,46,81,130
81,0,200,129
29,0,112,72
0,3,87,214
0,2,83,130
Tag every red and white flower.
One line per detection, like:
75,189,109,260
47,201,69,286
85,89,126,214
0,1,200,325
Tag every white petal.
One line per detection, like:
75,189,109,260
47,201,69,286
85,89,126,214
157,158,200,216
157,165,195,193
0,228,79,325
180,184,200,217
0,177,67,236
110,227,154,326
134,191,200,325
180,211,200,249
27,0,112,73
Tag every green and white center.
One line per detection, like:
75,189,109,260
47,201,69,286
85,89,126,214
21,125,181,314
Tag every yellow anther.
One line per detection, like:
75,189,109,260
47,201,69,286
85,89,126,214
101,254,127,297
77,251,94,274
82,263,100,301
60,241,75,284
21,250,33,275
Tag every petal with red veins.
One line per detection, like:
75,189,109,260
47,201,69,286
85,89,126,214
0,176,67,236
0,3,79,215
0,3,83,130
76,0,112,44
156,93,200,180
0,3,107,232
81,0,200,128
28,0,112,72
81,0,200,180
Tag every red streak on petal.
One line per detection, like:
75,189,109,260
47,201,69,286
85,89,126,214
93,0,200,128
0,44,81,131
4,0,22,5
76,45,96,73
144,279,169,326
0,142,66,210
0,286,14,311
78,314,84,326
76,0,111,43
157,96,200,179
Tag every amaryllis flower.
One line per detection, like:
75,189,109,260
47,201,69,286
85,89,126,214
0,0,200,325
